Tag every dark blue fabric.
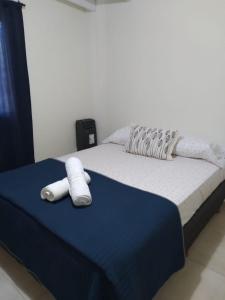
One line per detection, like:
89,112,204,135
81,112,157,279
0,0,34,172
0,159,185,300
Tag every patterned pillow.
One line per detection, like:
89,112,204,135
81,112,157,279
125,126,179,160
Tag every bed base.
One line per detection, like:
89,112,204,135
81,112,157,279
183,180,225,252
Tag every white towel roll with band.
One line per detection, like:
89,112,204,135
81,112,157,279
41,172,91,202
65,157,92,207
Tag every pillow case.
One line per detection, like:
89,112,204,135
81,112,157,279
210,143,225,168
126,126,179,160
175,136,225,168
102,126,131,145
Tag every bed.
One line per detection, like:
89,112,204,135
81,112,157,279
59,144,225,224
60,144,225,250
0,143,224,299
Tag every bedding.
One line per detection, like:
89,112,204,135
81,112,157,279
0,159,184,300
175,136,225,168
125,126,179,160
59,144,225,225
102,125,131,145
103,126,225,168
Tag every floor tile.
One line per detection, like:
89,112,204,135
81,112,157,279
154,260,225,300
0,247,54,300
208,209,225,236
189,211,225,276
0,271,25,300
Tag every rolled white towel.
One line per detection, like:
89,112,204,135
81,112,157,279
41,172,91,202
41,178,69,202
65,157,92,207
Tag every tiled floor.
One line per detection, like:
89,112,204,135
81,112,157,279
0,203,225,300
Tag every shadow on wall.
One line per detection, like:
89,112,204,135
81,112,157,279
56,0,130,9
97,0,130,5
55,0,90,11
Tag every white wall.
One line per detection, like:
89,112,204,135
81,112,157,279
94,0,225,145
23,0,95,161
22,0,225,159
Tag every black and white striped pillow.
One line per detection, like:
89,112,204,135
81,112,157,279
125,126,179,160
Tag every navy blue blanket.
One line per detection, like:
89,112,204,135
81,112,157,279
0,159,185,300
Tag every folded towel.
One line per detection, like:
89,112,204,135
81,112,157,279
41,172,91,202
65,157,92,207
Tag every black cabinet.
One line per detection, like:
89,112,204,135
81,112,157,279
76,119,97,151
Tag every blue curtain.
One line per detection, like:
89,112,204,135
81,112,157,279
0,0,34,172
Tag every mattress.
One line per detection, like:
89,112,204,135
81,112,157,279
58,144,225,225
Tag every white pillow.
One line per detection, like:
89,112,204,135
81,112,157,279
210,143,225,168
175,136,225,168
102,126,131,145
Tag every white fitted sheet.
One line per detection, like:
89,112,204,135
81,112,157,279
58,144,225,225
